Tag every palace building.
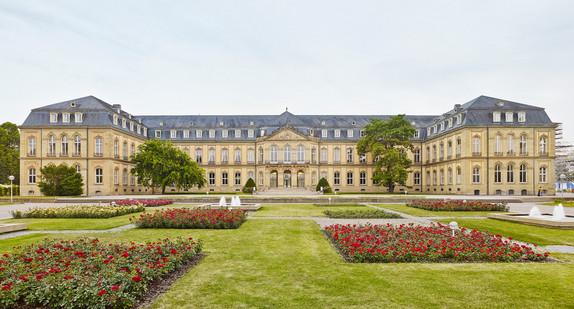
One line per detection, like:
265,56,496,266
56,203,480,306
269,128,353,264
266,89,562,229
19,95,556,196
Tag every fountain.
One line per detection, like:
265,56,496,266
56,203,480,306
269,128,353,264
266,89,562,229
529,206,542,217
219,197,227,207
488,203,574,229
553,203,566,220
204,195,260,211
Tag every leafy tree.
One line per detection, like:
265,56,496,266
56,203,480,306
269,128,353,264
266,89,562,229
315,177,332,193
0,122,20,185
242,178,256,194
357,115,416,193
37,165,84,196
131,139,206,194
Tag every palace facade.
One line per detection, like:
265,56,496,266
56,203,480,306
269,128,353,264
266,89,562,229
19,95,556,196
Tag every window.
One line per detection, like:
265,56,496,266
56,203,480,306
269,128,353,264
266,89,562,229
259,148,264,163
297,146,305,163
196,149,203,163
505,112,513,122
426,171,431,185
131,174,135,186
222,172,228,185
507,135,515,154
183,130,190,138
235,129,241,138
114,139,119,157
457,167,461,184
433,171,437,185
221,149,229,164
346,148,353,163
472,167,480,183
347,129,353,138
63,113,70,123
440,170,444,185
222,130,228,138
539,137,547,155
209,130,215,138
360,130,365,137
334,129,340,138
208,149,215,163
448,119,453,128
123,141,127,158
75,165,81,173
518,112,526,122
520,164,527,183
123,169,128,185
50,113,58,123
114,169,119,185
74,113,83,123
248,130,254,138
414,172,420,185
95,168,103,184
113,115,118,125
184,149,190,156
209,172,215,185
155,130,161,138
360,154,366,163
347,172,353,185
248,171,254,181
334,172,340,185
320,148,327,163
248,149,255,163
448,168,453,185
270,146,278,164
311,148,316,163
74,136,81,156
456,139,461,156
196,130,202,138
260,129,265,137
321,172,327,181
413,149,420,163
426,147,430,161
28,168,36,184
235,172,241,185
322,129,327,138
143,128,147,137
259,172,264,186
495,134,502,154
447,141,452,158
494,164,502,183
507,164,514,183
456,114,462,125
432,145,437,160
131,144,135,156
137,125,141,134
539,167,547,183
520,135,527,155
28,137,36,156
439,143,444,159
234,149,241,163
170,130,177,139
472,136,481,155
334,148,340,164
48,135,56,155
130,122,134,132
61,135,68,157
493,112,501,122
360,172,367,185
414,130,420,138
283,146,291,163
122,119,126,128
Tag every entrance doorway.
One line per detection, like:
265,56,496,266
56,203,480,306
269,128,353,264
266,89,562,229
283,170,292,188
297,170,305,187
270,171,278,188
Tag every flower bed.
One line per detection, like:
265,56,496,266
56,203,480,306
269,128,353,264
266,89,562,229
406,200,508,212
323,209,402,219
0,237,202,308
114,199,174,207
313,203,364,207
10,204,145,219
324,223,549,263
133,207,248,229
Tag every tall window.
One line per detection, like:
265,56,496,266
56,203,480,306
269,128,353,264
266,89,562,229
258,148,264,163
248,149,255,163
131,143,135,156
234,149,241,163
61,136,68,156
114,169,119,185
507,164,514,183
62,113,70,123
440,170,444,185
196,149,203,163
457,167,461,184
114,140,119,157
432,145,437,160
283,146,291,163
456,139,461,156
507,135,515,154
311,148,316,163
360,172,367,185
472,136,481,155
123,169,128,185
426,147,430,161
505,112,513,122
222,172,228,185
413,172,420,185
334,129,340,138
414,149,420,163
472,167,480,183
123,141,127,159
95,137,103,156
270,146,278,163
74,136,81,156
28,168,36,184
520,164,527,183
334,172,340,185
259,172,264,186
347,172,353,185
493,112,501,122
297,146,305,163
322,129,327,138
248,130,254,138
48,135,56,155
131,174,135,186
433,171,437,185
495,134,502,154
28,137,36,156
346,148,353,163
539,167,547,183
183,130,189,138
518,112,526,122
196,130,202,138
221,149,229,163
448,168,453,185
208,149,215,164
439,143,444,159
95,168,103,184
539,137,547,155
320,148,327,163
235,172,241,185
333,148,341,164
494,164,502,183
447,141,452,157
209,172,215,185
75,113,83,123
426,171,430,185
520,135,527,155
347,129,353,138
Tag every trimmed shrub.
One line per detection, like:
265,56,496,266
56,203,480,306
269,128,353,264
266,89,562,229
316,178,332,193
242,178,257,194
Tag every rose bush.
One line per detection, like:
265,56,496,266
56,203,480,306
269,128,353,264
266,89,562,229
114,199,174,207
324,223,549,263
133,207,248,229
10,204,145,219
0,237,202,308
406,200,508,212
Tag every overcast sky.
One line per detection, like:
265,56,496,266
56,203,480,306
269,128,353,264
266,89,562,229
1,1,573,139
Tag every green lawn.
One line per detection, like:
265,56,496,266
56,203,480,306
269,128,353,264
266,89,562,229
373,203,501,217
0,212,135,230
251,204,370,217
434,218,574,246
539,201,574,207
0,219,572,308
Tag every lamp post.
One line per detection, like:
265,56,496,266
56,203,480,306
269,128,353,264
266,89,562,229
560,174,566,200
8,175,14,204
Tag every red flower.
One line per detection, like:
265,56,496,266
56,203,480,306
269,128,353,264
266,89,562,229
99,290,107,296
36,274,43,280
2,286,9,290
112,285,119,291
132,276,142,282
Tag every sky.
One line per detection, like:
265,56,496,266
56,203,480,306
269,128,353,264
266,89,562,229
1,1,573,140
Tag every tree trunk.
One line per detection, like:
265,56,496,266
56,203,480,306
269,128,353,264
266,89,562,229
161,185,166,195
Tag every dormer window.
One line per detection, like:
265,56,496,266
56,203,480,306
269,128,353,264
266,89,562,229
505,112,513,122
75,113,83,123
347,129,353,138
63,113,70,123
183,130,190,138
122,119,126,128
427,128,430,136
322,129,327,138
137,125,141,134
155,130,161,138
113,115,118,125
518,112,526,122
196,130,203,138
209,130,215,138
309,129,314,136
448,119,452,128
222,130,228,138
440,123,444,131
260,129,265,136
334,129,340,138
414,130,420,138
235,129,241,138
170,130,177,139
493,112,501,122
360,130,365,137
248,129,254,138
143,128,147,137
130,122,134,131
456,114,462,125
50,113,58,123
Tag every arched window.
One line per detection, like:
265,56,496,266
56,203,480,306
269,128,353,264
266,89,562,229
494,164,502,183
298,146,306,163
221,148,229,164
61,135,68,156
270,146,278,164
539,137,547,155
234,148,242,163
472,167,480,183
447,141,452,158
28,137,37,156
413,172,420,185
131,143,135,156
333,148,340,164
208,148,215,164
507,164,514,183
123,169,128,185
247,148,255,163
440,170,444,185
439,143,444,160
456,138,462,156
114,168,119,185
426,147,430,161
433,170,437,185
48,135,56,155
519,164,527,183
75,164,81,173
457,167,462,184
507,135,515,155
123,141,128,159
114,139,119,157
413,148,420,163
95,168,103,184
432,145,437,160
495,135,502,155
448,168,453,185
520,135,527,155
283,146,291,163
472,136,481,155
74,135,81,156
28,168,36,184
539,167,547,183
95,137,103,156
258,147,264,163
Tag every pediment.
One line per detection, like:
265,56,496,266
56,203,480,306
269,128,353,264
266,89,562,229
261,128,310,141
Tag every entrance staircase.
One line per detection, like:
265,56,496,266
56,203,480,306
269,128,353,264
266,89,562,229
255,187,321,196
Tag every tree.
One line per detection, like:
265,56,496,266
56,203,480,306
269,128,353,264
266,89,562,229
37,165,84,196
130,139,206,194
242,178,256,193
357,115,416,193
315,177,332,193
0,122,20,185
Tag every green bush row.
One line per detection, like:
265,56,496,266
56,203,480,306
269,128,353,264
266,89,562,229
313,203,365,207
11,204,145,219
0,185,19,196
323,209,402,219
